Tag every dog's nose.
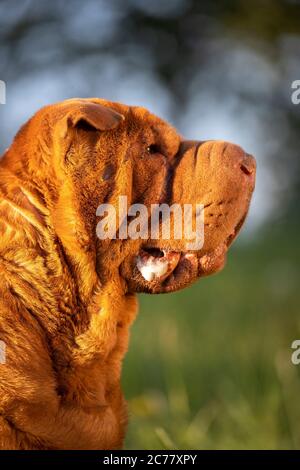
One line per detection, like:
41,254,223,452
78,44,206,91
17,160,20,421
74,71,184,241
222,142,256,178
240,153,256,176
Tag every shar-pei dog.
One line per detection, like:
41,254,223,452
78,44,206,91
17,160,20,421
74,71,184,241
0,98,255,449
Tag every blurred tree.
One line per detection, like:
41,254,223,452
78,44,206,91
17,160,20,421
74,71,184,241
0,0,300,221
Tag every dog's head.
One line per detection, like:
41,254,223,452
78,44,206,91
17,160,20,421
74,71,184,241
6,98,255,294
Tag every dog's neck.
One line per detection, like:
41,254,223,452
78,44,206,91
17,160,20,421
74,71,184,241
0,165,138,398
0,163,93,296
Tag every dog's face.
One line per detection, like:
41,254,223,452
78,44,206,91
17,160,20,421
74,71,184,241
10,98,255,294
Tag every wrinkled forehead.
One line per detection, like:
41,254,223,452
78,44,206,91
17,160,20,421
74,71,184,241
85,99,181,153
128,105,181,156
43,98,181,156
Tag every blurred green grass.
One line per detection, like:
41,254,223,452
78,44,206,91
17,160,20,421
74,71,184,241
122,223,300,449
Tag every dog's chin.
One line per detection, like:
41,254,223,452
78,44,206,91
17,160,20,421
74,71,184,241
121,209,249,294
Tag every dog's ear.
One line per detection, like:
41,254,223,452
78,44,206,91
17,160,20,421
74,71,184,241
59,101,125,138
52,101,125,172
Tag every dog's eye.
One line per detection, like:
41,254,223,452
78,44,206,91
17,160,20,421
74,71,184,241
146,144,160,154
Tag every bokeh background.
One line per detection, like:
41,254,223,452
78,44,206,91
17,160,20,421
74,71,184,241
1,0,300,449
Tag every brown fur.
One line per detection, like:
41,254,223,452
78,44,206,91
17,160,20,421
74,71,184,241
0,98,255,449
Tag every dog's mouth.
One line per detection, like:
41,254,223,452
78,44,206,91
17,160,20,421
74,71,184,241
135,247,199,293
136,248,181,283
134,212,247,293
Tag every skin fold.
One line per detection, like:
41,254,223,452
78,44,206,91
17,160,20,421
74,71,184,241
0,98,255,449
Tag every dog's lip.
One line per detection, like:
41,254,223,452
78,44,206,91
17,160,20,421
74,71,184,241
133,207,250,290
136,248,181,283
136,247,201,290
225,212,248,247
